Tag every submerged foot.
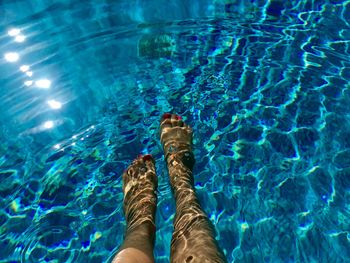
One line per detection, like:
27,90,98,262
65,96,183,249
159,115,227,262
160,113,195,174
122,154,157,233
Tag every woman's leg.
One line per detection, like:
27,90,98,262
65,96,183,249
112,155,157,263
160,113,227,263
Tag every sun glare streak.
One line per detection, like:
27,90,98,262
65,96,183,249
35,79,51,89
47,100,62,109
8,28,20,36
43,121,54,129
20,65,30,72
15,35,26,42
4,52,19,62
54,144,61,149
24,80,33,86
6,26,62,136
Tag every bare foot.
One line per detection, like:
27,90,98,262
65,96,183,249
114,154,157,263
159,114,228,262
159,113,195,168
122,154,157,233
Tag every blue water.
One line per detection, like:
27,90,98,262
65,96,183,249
1,0,350,262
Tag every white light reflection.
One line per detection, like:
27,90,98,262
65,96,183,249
20,65,29,72
43,121,54,129
35,79,51,89
47,100,62,109
4,52,19,62
8,28,20,36
15,35,26,42
24,80,33,86
54,144,61,149
26,71,33,77
21,120,63,135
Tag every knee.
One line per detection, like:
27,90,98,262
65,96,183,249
112,248,154,263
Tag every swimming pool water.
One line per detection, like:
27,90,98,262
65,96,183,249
1,0,350,262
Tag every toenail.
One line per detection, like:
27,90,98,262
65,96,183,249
174,115,182,120
143,154,153,161
162,113,172,120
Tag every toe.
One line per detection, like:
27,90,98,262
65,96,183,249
142,154,154,163
160,113,184,130
160,116,173,130
122,154,156,192
161,113,172,121
171,114,184,127
171,113,182,121
142,154,156,171
133,155,153,174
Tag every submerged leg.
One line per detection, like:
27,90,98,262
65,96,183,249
112,155,157,263
160,113,227,263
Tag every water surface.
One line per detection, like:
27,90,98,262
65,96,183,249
1,1,350,262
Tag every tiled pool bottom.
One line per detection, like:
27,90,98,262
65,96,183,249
2,88,350,263
1,1,350,262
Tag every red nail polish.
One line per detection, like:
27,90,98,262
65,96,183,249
143,154,153,161
162,113,172,120
175,115,182,120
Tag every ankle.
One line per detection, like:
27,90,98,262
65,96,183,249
126,220,156,239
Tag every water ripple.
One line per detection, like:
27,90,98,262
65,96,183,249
2,1,350,262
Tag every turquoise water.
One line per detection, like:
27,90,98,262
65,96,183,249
1,0,350,262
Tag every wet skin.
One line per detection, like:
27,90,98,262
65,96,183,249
112,113,227,263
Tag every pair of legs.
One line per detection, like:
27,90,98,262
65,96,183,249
112,113,227,263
